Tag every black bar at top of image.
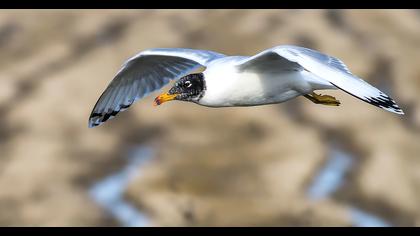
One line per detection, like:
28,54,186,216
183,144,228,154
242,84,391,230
0,0,418,9
1,226,420,236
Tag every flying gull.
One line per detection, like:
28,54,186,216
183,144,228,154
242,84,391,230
88,45,404,128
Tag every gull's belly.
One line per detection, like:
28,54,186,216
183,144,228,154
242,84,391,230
200,69,312,107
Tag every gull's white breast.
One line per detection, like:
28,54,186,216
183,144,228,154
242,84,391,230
198,56,321,107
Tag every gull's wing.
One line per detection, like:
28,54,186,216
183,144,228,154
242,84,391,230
236,45,404,115
89,48,226,128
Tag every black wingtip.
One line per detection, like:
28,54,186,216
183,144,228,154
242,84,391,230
364,94,404,115
88,112,104,128
88,120,100,128
88,103,133,128
88,111,116,128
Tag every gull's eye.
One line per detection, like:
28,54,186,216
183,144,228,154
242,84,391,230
185,81,192,88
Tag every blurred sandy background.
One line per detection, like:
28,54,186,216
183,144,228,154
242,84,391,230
0,9,419,226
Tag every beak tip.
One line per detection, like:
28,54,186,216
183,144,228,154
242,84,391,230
153,93,177,106
153,98,161,106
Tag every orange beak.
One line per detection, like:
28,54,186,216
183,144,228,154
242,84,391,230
153,92,178,106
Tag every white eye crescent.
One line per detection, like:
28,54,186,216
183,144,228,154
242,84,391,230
185,81,192,88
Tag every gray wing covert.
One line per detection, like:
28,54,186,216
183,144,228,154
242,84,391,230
285,45,352,75
88,48,225,127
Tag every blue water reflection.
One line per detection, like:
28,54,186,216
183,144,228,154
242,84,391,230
89,146,153,227
307,145,391,227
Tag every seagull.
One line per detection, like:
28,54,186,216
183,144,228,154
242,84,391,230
88,45,404,128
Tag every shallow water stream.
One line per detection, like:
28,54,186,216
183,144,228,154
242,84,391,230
89,146,153,227
90,144,391,226
307,144,391,227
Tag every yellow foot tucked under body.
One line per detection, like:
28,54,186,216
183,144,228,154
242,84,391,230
304,92,341,106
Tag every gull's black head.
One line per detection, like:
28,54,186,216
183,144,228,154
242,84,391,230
154,73,205,105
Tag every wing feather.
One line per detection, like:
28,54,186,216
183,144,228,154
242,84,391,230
89,48,225,127
236,45,403,115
